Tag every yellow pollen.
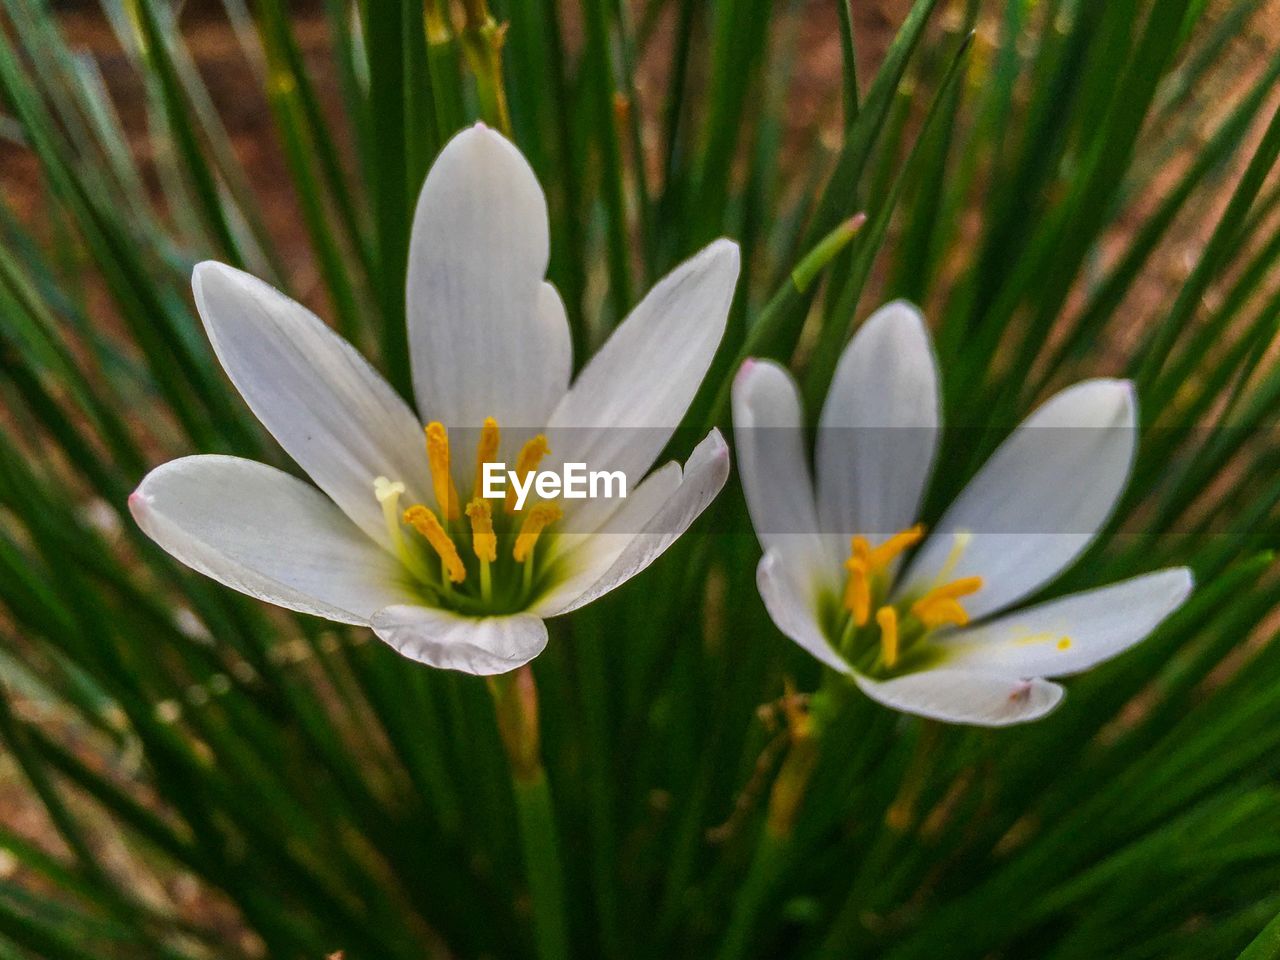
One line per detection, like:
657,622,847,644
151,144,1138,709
474,417,501,499
1057,636,1072,651
876,606,899,669
513,503,562,563
911,576,984,629
425,422,461,521
403,505,466,583
843,556,872,626
465,497,498,563
506,434,550,514
1015,631,1061,646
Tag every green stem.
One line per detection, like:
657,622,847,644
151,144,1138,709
459,0,513,136
714,829,792,960
581,0,633,321
489,667,570,960
512,767,571,960
816,721,941,958
424,0,466,143
363,0,413,397
715,685,835,960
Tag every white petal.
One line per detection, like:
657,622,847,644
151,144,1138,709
757,552,850,674
854,670,1064,727
536,457,683,594
546,239,739,525
531,430,730,617
898,379,1137,619
731,358,832,583
407,125,569,429
937,568,1193,678
193,261,429,549
130,456,418,624
816,301,939,543
534,281,574,413
371,606,548,675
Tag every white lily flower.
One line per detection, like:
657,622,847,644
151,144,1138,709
131,124,737,676
732,301,1192,726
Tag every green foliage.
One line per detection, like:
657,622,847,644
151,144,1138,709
0,0,1278,957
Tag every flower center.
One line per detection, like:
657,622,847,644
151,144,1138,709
834,525,984,676
374,417,562,614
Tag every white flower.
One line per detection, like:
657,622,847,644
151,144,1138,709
132,124,738,676
732,301,1192,726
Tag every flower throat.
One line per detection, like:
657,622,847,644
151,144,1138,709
834,525,984,677
374,417,562,614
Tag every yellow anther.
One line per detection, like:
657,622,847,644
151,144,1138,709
1057,636,1072,651
924,576,984,601
915,598,968,629
513,503,562,563
850,535,871,564
866,524,925,569
843,556,872,627
425,422,461,521
911,576,984,629
506,434,550,514
841,525,926,629
876,606,899,669
465,497,497,563
403,505,466,583
473,417,501,499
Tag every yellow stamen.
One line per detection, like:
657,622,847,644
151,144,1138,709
866,524,925,569
513,503,562,563
915,598,968,629
474,417,501,499
842,525,926,628
922,576,984,601
465,498,497,563
1057,636,1072,651
505,434,550,514
876,606,899,669
850,535,871,565
404,505,466,583
843,556,872,627
425,422,461,521
911,576,984,629
466,497,496,601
